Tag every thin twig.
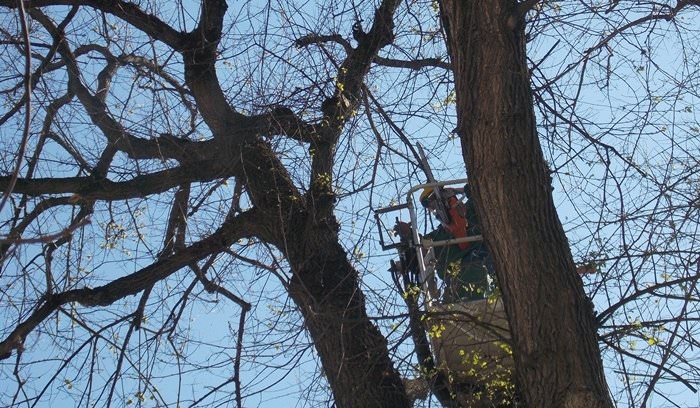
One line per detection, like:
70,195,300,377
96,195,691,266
0,0,33,214
0,217,91,246
191,260,250,408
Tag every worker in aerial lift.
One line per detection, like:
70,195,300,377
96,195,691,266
395,184,514,406
395,184,493,302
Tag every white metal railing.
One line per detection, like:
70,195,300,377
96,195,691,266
403,179,483,304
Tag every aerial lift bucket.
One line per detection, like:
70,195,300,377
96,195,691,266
375,179,513,400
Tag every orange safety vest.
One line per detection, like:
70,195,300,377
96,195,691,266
443,196,470,250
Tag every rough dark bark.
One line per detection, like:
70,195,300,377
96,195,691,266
287,231,409,408
238,138,411,408
438,1,614,407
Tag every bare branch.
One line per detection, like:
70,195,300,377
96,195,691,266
247,105,318,143
0,161,236,201
295,33,353,54
373,55,450,70
182,0,244,136
0,0,34,215
0,217,90,246
0,6,77,128
0,0,187,49
0,208,260,360
597,273,700,325
534,1,700,92
32,11,200,162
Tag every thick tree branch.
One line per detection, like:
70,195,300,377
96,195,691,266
0,0,188,50
295,33,353,53
307,0,402,225
0,161,235,201
373,56,450,70
439,0,613,406
32,12,201,163
0,208,260,361
321,0,401,124
182,0,244,137
246,106,319,143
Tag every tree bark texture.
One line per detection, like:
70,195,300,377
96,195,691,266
438,1,614,407
287,231,409,408
236,142,410,408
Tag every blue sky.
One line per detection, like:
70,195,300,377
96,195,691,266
1,1,699,407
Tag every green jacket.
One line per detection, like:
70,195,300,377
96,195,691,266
426,197,489,301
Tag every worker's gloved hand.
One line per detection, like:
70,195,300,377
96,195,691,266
394,221,412,240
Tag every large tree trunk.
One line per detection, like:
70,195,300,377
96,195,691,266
241,144,410,408
438,1,613,407
286,224,410,408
